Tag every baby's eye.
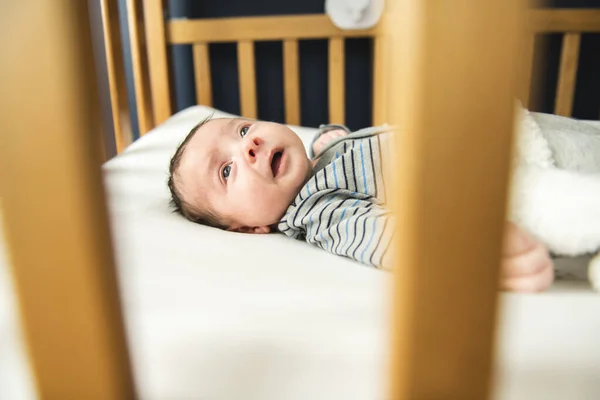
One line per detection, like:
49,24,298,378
222,164,232,180
240,125,250,137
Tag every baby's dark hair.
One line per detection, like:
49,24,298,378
167,114,228,230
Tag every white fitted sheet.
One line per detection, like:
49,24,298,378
1,106,599,399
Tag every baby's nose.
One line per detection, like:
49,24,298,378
244,137,262,163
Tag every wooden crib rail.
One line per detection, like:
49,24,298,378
131,6,600,140
126,0,154,135
166,14,379,43
104,6,600,146
1,1,136,398
529,9,600,32
143,0,172,126
554,33,581,117
142,8,382,127
520,9,600,115
100,0,132,154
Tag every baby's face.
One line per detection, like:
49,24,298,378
178,118,312,231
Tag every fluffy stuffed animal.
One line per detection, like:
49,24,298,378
509,104,600,291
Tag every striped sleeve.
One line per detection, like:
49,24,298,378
280,191,395,269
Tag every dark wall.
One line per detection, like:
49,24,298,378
120,1,599,138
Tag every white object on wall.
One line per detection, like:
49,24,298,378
325,0,384,30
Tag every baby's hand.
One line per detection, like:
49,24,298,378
500,222,554,292
312,129,348,155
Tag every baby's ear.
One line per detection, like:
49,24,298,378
231,226,271,234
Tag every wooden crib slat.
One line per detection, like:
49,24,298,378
385,0,522,397
100,0,132,153
554,33,581,117
0,1,136,398
144,0,172,125
520,34,535,109
237,40,257,119
193,43,213,106
283,39,301,125
373,35,388,126
126,0,154,135
329,37,345,124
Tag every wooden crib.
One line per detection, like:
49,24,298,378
1,1,599,399
104,3,600,155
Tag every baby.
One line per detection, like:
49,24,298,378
168,116,553,292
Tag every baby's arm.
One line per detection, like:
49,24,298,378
292,191,553,288
287,194,394,269
500,222,554,292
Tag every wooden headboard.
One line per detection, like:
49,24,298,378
103,4,599,156
141,6,384,129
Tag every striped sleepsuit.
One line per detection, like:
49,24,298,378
278,124,396,269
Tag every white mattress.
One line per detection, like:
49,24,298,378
1,106,599,399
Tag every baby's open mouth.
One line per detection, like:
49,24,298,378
270,151,283,177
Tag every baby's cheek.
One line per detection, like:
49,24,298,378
260,189,290,220
240,184,288,224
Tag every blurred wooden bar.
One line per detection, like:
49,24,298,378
144,0,172,125
519,34,535,109
127,0,155,135
99,0,132,153
386,0,522,398
0,2,136,399
554,33,581,117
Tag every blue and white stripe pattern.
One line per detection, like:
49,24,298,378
278,125,396,269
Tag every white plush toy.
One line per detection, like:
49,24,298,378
509,104,600,291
